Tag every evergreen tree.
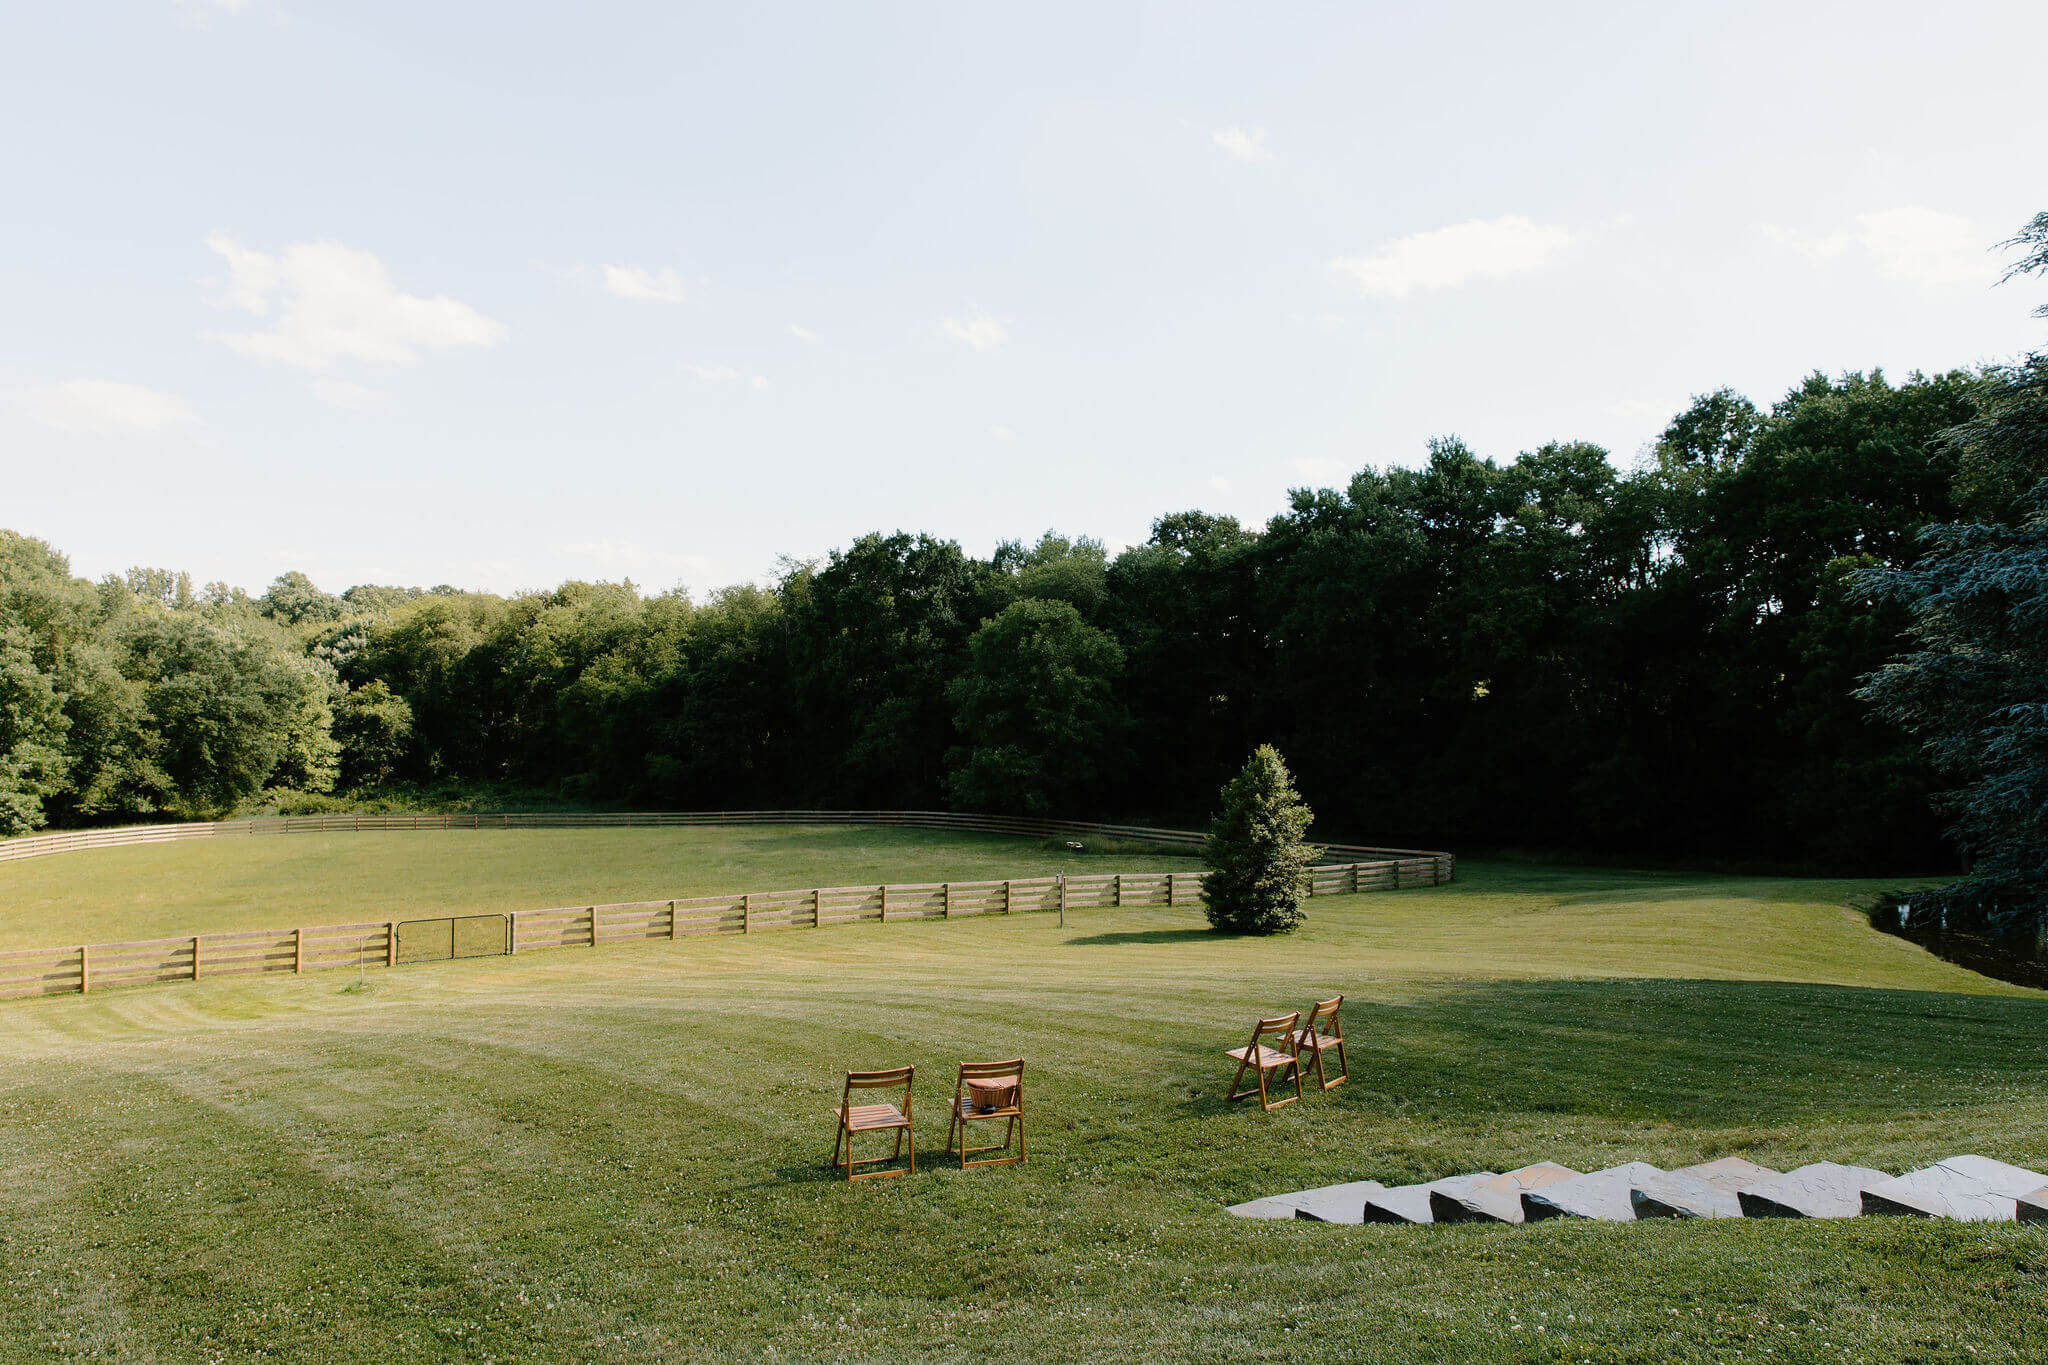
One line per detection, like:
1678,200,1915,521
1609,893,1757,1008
1201,745,1317,934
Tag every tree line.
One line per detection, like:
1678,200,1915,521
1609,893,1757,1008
0,360,2015,873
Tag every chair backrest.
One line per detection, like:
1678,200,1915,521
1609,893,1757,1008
1251,1012,1301,1048
1303,995,1343,1036
843,1066,914,1111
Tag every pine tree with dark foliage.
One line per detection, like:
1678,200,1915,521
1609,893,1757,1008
1201,745,1318,935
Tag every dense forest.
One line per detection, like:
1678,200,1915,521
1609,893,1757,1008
6,354,2037,877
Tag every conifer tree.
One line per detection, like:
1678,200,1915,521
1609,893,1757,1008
1201,745,1317,934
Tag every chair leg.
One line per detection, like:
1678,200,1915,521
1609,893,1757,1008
1226,1053,1253,1102
907,1122,916,1176
1329,1039,1348,1087
831,1123,845,1170
1289,1058,1304,1105
1256,1063,1271,1112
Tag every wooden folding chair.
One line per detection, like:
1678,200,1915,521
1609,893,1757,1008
1294,995,1348,1090
830,1066,916,1181
946,1059,1025,1168
1224,1012,1303,1111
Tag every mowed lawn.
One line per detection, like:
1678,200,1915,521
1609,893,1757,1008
0,825,1201,950
2,848,2046,1363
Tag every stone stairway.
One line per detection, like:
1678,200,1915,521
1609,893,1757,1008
1226,1155,2048,1226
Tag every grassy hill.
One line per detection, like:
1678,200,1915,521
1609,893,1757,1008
1,841,2043,1362
0,825,1198,949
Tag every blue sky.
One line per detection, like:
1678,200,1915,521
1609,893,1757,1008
4,0,2044,596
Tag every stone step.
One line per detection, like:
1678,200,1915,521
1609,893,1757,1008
1862,1156,2048,1222
1289,1181,1389,1224
2018,1188,2048,1224
1431,1163,1581,1224
1524,1162,1665,1222
1630,1157,1781,1220
1363,1172,1500,1225
1736,1163,1892,1218
1225,1179,1385,1221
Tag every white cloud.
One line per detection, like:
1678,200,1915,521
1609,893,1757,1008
555,538,711,587
1762,206,1986,288
7,379,199,433
989,425,1018,442
1331,215,1576,299
1209,474,1232,493
203,234,504,372
1211,125,1271,163
680,362,769,391
603,264,690,304
310,378,386,411
789,324,821,343
1292,457,1349,484
942,312,1009,351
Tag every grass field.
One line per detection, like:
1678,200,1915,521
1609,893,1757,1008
2,842,2046,1362
0,825,1198,949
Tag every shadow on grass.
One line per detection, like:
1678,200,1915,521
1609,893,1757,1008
1175,976,2048,1128
1064,928,1219,947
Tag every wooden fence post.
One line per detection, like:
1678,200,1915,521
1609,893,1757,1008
295,927,304,974
509,911,519,955
386,921,396,968
78,945,88,995
668,901,677,940
1003,879,1011,914
812,889,821,927
942,883,951,919
1057,875,1066,928
1114,873,1121,908
1166,872,1175,907
192,935,201,981
588,907,599,947
743,893,753,934
1350,862,1360,894
880,884,888,923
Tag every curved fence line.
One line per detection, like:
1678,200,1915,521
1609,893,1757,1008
0,809,1454,878
0,855,1451,1002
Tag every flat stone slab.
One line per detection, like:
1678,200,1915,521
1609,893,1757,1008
1364,1172,1498,1225
1432,1163,1580,1224
1289,1181,1389,1224
1934,1155,2048,1196
1226,1179,1385,1222
1738,1163,1892,1219
2018,1188,2048,1224
1862,1156,2048,1222
1631,1158,1780,1220
1524,1162,1663,1222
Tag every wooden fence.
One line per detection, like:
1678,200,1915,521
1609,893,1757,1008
0,855,1450,1002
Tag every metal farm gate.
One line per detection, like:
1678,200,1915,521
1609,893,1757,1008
395,914,509,965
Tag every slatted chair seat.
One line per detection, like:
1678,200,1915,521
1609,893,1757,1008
1294,995,1349,1090
831,1066,915,1181
835,1102,909,1131
1225,1012,1304,1111
947,1059,1026,1168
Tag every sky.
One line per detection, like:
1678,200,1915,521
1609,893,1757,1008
3,0,2045,599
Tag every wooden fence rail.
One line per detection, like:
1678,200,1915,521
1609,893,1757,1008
0,858,1449,1002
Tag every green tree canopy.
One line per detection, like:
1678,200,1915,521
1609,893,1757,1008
943,598,1126,815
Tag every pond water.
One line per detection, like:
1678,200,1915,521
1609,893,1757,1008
1873,899,2048,990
